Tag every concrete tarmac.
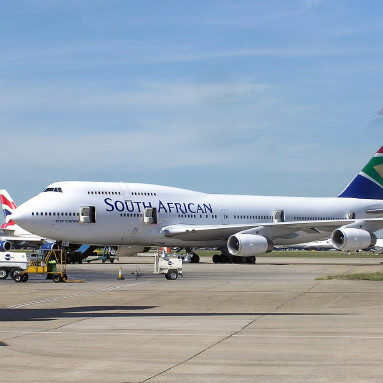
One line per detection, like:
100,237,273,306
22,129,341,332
1,257,383,382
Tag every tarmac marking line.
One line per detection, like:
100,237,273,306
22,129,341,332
138,311,269,382
6,281,149,309
0,330,383,340
233,334,383,339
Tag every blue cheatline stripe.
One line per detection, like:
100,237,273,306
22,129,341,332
338,174,383,199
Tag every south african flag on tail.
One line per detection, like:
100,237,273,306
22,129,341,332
338,146,383,199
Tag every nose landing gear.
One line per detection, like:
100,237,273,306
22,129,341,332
185,248,200,263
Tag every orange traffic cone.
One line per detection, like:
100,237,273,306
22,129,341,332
117,267,124,280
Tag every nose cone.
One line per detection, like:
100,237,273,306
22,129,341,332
10,204,30,228
9,201,32,230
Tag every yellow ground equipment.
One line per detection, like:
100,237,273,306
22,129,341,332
13,250,68,283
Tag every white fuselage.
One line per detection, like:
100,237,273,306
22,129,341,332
11,181,383,248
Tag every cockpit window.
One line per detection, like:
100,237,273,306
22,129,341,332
43,187,63,193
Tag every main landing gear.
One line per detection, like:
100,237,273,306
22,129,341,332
212,250,256,264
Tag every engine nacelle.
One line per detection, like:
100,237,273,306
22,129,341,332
227,234,274,257
0,241,12,251
40,242,59,251
331,228,377,251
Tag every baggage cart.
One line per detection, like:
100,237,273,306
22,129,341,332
11,249,68,283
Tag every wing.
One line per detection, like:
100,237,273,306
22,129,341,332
160,218,383,242
0,234,44,243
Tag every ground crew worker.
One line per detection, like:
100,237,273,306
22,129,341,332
46,258,57,279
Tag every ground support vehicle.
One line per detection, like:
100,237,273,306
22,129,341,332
0,252,28,280
12,249,68,283
153,252,183,280
66,244,99,264
86,246,118,263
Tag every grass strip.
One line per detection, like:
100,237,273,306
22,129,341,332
317,272,383,281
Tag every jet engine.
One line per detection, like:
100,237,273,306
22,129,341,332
227,234,274,257
40,243,59,251
331,228,377,251
0,241,12,251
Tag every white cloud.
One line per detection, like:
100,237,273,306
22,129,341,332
0,38,379,74
0,80,271,111
1,77,352,177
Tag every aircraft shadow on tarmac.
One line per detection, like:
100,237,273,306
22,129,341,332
0,306,347,322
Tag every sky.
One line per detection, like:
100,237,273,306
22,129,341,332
1,0,383,216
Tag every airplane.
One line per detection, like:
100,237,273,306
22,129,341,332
374,238,383,250
0,189,45,250
10,146,383,264
276,238,334,251
279,237,383,252
0,189,145,261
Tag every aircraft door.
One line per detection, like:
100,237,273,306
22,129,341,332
273,210,285,223
221,209,229,225
122,189,132,200
80,206,96,223
144,207,157,224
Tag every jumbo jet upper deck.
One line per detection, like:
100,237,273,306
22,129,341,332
10,146,383,263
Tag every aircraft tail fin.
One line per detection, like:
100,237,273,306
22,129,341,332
338,146,383,199
0,189,17,231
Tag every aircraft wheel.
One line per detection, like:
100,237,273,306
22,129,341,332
248,256,256,264
21,273,28,282
53,274,61,283
226,256,233,264
110,259,114,264
190,254,200,263
166,269,178,280
219,254,228,264
212,254,220,263
0,270,9,279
